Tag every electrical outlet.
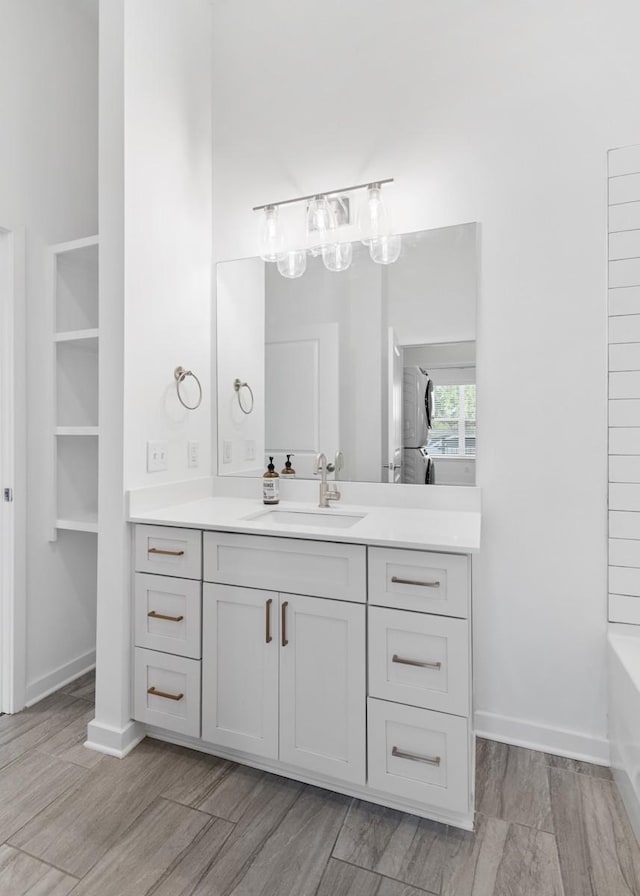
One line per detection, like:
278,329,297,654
188,440,199,469
223,440,233,464
245,440,256,461
147,440,168,473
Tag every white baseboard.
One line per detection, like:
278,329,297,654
474,710,611,766
25,650,96,706
85,718,146,759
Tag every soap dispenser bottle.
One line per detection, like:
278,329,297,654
281,454,296,479
263,457,280,505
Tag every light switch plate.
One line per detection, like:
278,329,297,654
245,440,256,461
147,440,168,473
188,440,199,469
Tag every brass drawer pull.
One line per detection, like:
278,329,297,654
392,654,442,670
148,547,185,557
147,686,184,702
265,598,273,643
147,610,184,623
391,576,440,588
392,746,441,766
282,601,288,647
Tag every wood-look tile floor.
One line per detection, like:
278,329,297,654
1,674,639,895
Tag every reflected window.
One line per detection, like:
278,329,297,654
429,384,476,457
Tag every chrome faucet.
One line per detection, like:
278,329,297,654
314,453,341,508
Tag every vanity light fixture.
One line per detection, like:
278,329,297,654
254,178,401,279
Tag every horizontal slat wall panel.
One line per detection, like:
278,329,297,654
610,173,640,204
610,371,640,399
609,400,640,427
609,231,640,260
609,149,640,625
610,566,640,596
609,455,640,482
609,259,640,288
609,316,640,344
610,483,640,511
609,539,640,567
610,203,640,233
609,286,640,316
610,146,640,177
610,343,640,370
610,511,640,540
610,594,640,624
610,428,640,454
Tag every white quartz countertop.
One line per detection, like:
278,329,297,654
129,496,481,553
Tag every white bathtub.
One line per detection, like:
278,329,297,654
608,626,640,843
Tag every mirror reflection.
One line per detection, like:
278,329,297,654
216,223,478,486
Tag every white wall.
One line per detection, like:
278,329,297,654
210,0,638,760
123,0,212,490
92,0,212,750
0,0,98,702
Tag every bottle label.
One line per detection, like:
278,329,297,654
263,478,279,503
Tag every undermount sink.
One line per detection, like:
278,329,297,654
244,508,366,529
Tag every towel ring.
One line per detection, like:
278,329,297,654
174,366,202,410
233,378,254,415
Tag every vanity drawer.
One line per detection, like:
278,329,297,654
203,531,366,602
135,525,202,580
367,697,469,814
134,574,201,659
134,648,201,737
368,547,469,618
369,607,469,716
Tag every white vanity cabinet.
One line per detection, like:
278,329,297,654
202,584,366,784
132,522,474,828
366,546,472,815
132,526,203,737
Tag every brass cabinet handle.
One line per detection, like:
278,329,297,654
391,576,440,588
148,548,185,557
392,746,441,766
265,598,273,644
281,600,288,647
147,610,184,623
147,686,184,702
392,654,442,670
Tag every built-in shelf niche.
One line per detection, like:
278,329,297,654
50,235,100,540
56,338,99,427
56,434,99,532
55,242,99,333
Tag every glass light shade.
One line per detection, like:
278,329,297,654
277,249,307,279
369,234,402,265
322,241,353,272
259,205,285,262
306,195,337,248
360,183,391,245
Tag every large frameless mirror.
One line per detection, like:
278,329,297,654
216,222,478,486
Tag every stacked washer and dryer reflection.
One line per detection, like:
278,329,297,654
402,366,435,485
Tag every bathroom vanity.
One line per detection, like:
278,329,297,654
129,497,480,830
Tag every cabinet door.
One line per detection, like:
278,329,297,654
279,594,366,785
202,583,278,758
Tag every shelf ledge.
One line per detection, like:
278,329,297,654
55,427,99,436
54,328,99,343
55,518,99,534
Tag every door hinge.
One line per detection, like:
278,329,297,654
3,488,13,502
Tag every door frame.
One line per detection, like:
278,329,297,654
0,226,26,713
